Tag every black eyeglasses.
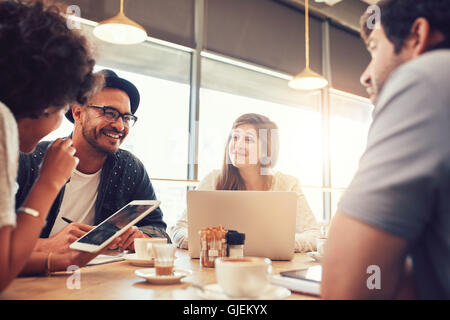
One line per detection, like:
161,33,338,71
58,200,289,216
88,105,138,128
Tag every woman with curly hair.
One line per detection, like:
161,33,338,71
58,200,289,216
0,0,105,291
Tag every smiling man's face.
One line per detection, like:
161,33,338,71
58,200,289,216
360,23,406,104
80,88,131,154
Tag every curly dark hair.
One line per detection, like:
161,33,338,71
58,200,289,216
0,0,103,119
360,0,450,53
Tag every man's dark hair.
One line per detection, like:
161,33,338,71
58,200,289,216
0,0,102,119
361,0,450,53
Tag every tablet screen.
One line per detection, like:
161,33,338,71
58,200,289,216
280,265,322,283
77,204,154,245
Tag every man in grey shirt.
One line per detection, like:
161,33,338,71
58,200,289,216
322,0,449,299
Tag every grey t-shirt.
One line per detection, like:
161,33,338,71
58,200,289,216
338,50,450,299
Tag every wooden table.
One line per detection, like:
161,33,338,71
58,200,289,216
0,249,320,300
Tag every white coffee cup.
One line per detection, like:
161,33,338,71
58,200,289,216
134,238,167,260
215,257,272,298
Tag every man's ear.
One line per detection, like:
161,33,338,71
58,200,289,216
71,104,83,123
405,17,432,58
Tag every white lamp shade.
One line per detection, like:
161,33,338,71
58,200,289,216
93,23,147,45
288,68,329,90
93,12,147,45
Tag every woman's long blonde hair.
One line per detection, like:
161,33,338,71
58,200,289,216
216,113,279,191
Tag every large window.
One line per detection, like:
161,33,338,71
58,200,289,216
198,56,373,223
42,65,191,228
198,88,322,184
329,90,373,215
199,57,324,221
101,67,191,229
42,34,192,228
44,65,190,179
198,87,325,221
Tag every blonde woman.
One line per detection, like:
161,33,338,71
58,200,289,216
170,113,319,252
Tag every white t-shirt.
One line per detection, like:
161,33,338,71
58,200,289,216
49,168,102,237
0,102,19,228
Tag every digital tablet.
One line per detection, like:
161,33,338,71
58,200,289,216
69,200,161,253
272,266,322,296
280,265,322,283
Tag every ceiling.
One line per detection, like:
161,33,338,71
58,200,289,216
278,0,376,32
360,0,379,4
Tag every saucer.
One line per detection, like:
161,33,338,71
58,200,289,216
306,251,323,262
135,268,192,285
195,283,291,300
124,253,154,267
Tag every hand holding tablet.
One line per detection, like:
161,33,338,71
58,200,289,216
70,200,161,253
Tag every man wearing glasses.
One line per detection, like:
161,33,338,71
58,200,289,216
15,70,170,255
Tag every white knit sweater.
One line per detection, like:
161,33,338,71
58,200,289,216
169,170,320,252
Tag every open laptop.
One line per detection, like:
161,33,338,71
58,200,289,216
187,190,297,261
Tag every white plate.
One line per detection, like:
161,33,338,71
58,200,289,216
306,251,323,262
124,253,154,267
135,268,192,284
195,283,291,300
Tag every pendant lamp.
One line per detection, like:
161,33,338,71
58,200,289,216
93,0,147,45
288,0,328,90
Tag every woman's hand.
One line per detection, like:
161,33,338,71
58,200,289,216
37,138,78,191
